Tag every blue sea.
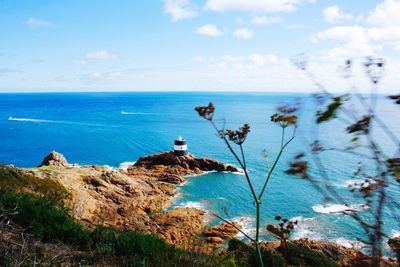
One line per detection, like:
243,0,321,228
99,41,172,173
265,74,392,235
0,92,399,252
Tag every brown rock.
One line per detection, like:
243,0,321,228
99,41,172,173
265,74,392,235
203,222,241,239
25,150,239,248
152,208,206,246
292,238,397,267
205,237,224,243
134,151,239,175
261,240,281,250
39,151,69,167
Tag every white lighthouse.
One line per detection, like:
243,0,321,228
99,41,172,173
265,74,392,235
174,136,188,156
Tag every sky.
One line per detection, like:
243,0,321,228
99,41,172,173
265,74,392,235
0,0,400,93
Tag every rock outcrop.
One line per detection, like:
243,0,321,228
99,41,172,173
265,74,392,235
27,151,238,247
202,222,242,249
134,151,240,175
204,222,242,239
39,151,69,167
292,238,397,267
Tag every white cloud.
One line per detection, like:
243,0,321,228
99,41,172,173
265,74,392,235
314,25,367,43
85,50,118,60
233,28,254,39
205,0,303,13
314,25,400,44
312,1,400,59
249,54,279,65
251,16,282,25
366,0,400,27
326,42,382,58
74,60,88,65
215,53,280,69
192,56,205,62
164,0,196,21
195,24,222,37
26,17,53,28
323,6,353,24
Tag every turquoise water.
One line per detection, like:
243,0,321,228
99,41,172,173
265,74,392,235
0,92,399,252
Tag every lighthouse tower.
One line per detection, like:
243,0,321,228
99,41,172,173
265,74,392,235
174,136,188,156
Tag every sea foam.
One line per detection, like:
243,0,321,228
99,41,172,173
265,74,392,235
312,203,368,214
118,161,136,170
232,216,256,239
333,237,365,250
290,216,323,240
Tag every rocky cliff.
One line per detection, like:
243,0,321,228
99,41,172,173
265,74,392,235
24,151,238,247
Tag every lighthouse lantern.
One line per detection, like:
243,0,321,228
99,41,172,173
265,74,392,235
174,136,188,156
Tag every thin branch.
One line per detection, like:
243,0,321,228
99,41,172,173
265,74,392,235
259,127,295,199
210,121,258,202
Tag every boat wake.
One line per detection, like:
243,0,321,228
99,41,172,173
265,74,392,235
8,116,105,127
8,117,53,123
121,111,156,115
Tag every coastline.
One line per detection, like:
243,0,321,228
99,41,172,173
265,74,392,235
5,150,398,265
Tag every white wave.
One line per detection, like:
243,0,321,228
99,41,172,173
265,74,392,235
121,111,156,115
336,179,376,190
118,161,136,171
333,237,365,250
232,216,256,239
336,179,365,188
177,201,205,210
391,230,400,238
223,168,245,176
312,203,368,214
185,170,216,178
290,216,324,241
8,117,53,123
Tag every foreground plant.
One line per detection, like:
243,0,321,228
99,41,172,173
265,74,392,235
288,55,400,266
195,103,296,267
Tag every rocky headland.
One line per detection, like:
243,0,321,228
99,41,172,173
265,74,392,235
14,151,398,266
26,151,240,248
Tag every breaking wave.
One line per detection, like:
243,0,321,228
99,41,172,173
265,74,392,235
177,201,205,210
118,161,136,171
232,216,256,239
290,216,324,240
333,237,365,250
312,203,368,214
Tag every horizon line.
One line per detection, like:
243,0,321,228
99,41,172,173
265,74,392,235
0,90,392,96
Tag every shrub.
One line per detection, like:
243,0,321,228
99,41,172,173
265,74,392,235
227,239,286,267
0,165,68,202
116,231,176,265
0,189,90,248
283,243,339,267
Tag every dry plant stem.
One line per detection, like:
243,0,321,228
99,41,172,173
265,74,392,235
259,127,295,199
209,121,264,267
210,121,257,200
298,65,395,266
208,120,294,267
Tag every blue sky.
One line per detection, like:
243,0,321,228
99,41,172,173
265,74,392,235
0,0,399,93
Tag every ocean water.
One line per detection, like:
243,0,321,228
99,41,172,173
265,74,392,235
0,92,399,252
